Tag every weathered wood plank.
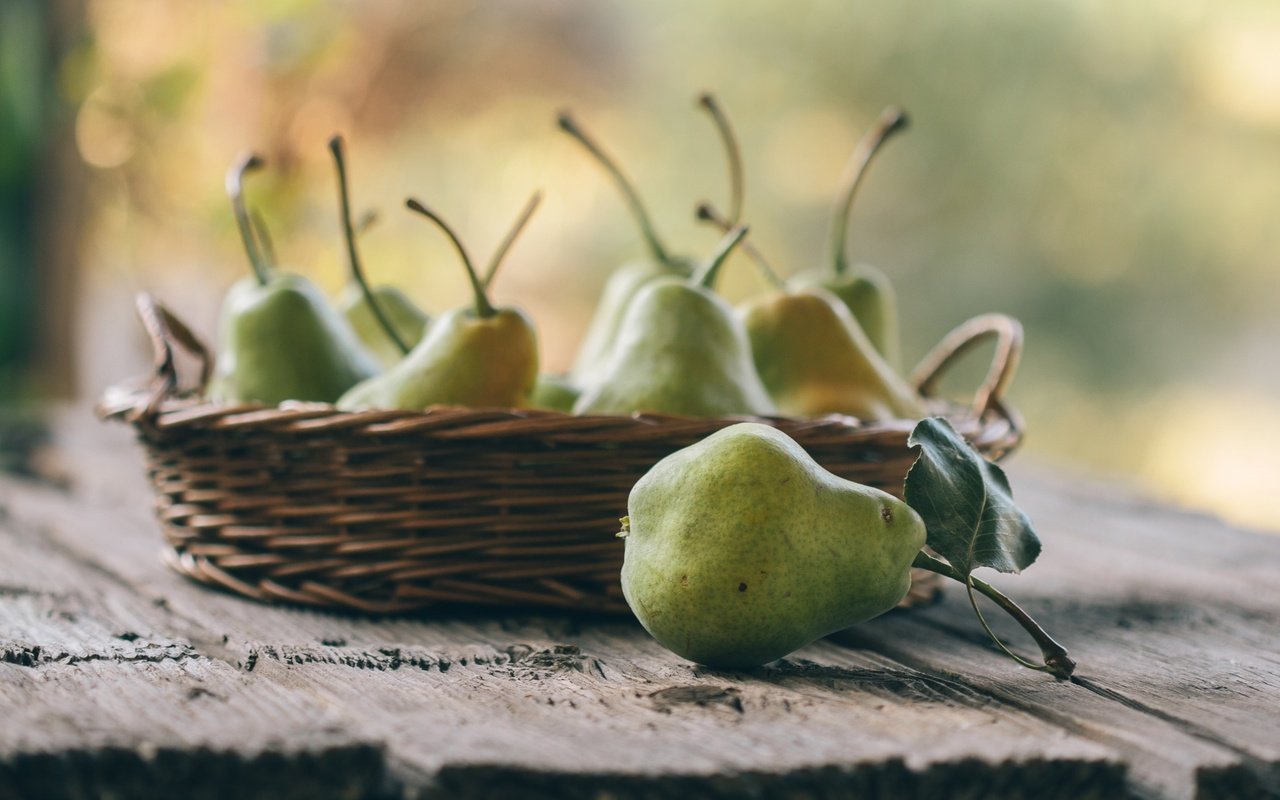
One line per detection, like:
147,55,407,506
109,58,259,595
0,417,1134,798
7,410,1279,797
0,497,385,800
834,467,1280,799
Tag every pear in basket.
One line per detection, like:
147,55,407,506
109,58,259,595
529,374,581,413
337,196,540,411
619,422,926,668
740,284,924,421
697,204,922,421
789,107,910,370
574,226,775,418
207,154,379,406
328,136,431,368
559,96,744,389
689,98,922,422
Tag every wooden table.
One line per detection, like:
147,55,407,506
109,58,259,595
2,413,1278,799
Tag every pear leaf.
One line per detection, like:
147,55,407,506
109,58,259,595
904,417,1040,577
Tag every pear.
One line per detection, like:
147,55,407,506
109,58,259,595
326,136,431,367
207,153,378,405
337,196,540,410
689,102,921,421
337,283,430,367
529,373,580,413
740,285,924,420
573,227,775,418
561,101,739,387
620,422,926,668
790,107,910,369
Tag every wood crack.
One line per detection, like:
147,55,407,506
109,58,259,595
2,641,201,668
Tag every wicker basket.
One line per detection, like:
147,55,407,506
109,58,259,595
96,294,1024,616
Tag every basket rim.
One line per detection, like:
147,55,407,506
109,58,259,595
97,292,1025,456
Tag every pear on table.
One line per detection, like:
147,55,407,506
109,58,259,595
207,153,378,406
337,194,541,411
620,422,926,668
573,226,775,418
790,106,910,369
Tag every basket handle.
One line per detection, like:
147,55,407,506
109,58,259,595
909,313,1023,418
134,292,213,418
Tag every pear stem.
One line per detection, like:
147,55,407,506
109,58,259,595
329,135,410,355
249,209,277,270
691,224,749,290
696,202,785,290
697,92,743,225
482,190,542,289
557,110,675,269
225,152,270,286
405,198,496,319
828,106,908,277
912,551,1076,680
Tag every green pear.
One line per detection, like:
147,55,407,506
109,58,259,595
337,281,429,367
620,422,926,668
326,136,431,368
790,107,910,369
571,257,688,388
338,196,540,410
740,285,924,420
560,108,737,387
574,227,775,418
208,153,378,405
529,373,580,412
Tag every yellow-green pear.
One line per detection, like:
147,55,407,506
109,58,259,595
574,227,775,418
620,422,926,668
740,285,924,421
337,196,539,410
207,153,378,406
790,107,910,369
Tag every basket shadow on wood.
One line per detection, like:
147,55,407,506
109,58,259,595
97,294,1024,616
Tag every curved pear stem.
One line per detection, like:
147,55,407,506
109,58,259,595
557,110,675,269
225,152,270,285
691,224,749,290
482,190,542,290
329,135,410,355
828,106,909,277
912,551,1076,680
696,202,785,290
405,198,495,319
249,209,277,270
697,92,743,225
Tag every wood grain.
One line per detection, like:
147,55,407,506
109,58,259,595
1,411,1278,798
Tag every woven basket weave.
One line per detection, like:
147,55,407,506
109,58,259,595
97,294,1024,615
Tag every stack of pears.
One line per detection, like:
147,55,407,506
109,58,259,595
200,96,932,425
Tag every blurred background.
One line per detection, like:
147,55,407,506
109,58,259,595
2,0,1278,531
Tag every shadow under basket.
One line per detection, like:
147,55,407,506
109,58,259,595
97,294,1026,616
